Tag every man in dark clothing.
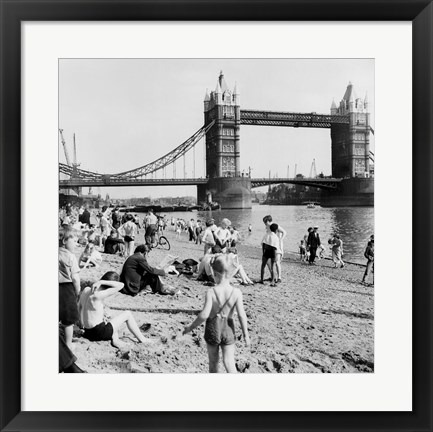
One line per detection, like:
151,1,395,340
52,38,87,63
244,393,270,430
79,206,91,226
362,236,374,284
111,207,122,229
104,229,125,255
307,226,321,264
120,244,166,296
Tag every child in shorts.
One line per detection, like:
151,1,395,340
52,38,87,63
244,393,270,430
119,213,138,257
59,228,81,349
183,254,250,373
299,239,307,261
260,223,281,286
78,271,152,350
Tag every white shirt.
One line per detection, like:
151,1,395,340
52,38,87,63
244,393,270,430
145,213,158,225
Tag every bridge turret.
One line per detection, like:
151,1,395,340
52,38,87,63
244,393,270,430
330,99,337,115
364,91,369,111
204,88,210,111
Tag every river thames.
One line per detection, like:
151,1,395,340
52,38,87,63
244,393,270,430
136,204,374,264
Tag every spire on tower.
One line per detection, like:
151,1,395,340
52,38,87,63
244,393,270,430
219,70,229,92
204,88,210,102
215,79,221,94
364,91,369,111
342,81,358,103
330,98,338,115
233,81,238,95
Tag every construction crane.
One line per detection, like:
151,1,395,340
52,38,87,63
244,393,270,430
73,133,80,170
59,129,72,166
309,158,317,178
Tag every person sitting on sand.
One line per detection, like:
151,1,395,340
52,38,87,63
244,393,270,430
212,218,232,253
78,271,152,350
260,223,280,286
120,244,171,296
201,218,217,255
197,253,254,286
183,254,250,373
104,229,126,255
229,226,241,248
79,242,102,268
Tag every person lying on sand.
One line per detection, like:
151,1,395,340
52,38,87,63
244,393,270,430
78,271,153,351
183,254,250,373
79,242,102,268
197,253,254,286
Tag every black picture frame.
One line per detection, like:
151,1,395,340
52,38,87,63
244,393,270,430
1,1,432,431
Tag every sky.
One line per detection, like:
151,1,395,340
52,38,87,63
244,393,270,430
59,59,374,199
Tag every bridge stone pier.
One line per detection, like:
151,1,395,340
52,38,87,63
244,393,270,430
202,71,252,209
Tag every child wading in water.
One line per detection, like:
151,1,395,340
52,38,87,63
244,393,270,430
59,228,81,349
78,271,153,350
183,254,250,373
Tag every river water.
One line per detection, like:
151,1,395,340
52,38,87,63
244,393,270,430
136,204,374,264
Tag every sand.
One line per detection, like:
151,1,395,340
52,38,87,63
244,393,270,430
72,227,374,373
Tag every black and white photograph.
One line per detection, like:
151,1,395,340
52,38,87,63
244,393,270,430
58,59,374,374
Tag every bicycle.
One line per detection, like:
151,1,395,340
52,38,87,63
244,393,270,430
150,231,171,251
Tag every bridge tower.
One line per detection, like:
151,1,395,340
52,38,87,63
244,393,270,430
324,82,374,206
330,82,371,178
199,72,252,209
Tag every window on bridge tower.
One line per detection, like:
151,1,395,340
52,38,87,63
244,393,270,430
222,128,234,136
354,144,365,155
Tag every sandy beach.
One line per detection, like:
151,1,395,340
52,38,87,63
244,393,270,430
73,228,374,373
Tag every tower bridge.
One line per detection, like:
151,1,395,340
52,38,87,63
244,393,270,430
59,72,374,208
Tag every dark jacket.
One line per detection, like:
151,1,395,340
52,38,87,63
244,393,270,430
104,235,125,254
120,253,165,295
79,209,91,225
307,231,321,248
364,243,374,261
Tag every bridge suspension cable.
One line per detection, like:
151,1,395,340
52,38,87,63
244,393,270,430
59,121,214,182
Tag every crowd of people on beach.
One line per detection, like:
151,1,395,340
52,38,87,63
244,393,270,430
58,202,374,374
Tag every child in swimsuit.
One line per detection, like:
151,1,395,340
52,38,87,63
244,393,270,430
79,242,102,268
183,254,250,373
78,271,153,351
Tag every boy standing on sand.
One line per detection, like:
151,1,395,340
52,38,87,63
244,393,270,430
78,271,153,350
183,254,250,373
260,223,281,286
59,228,81,349
119,213,138,257
299,239,307,261
263,215,286,282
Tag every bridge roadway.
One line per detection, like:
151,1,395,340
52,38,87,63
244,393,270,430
59,177,342,190
239,110,349,128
